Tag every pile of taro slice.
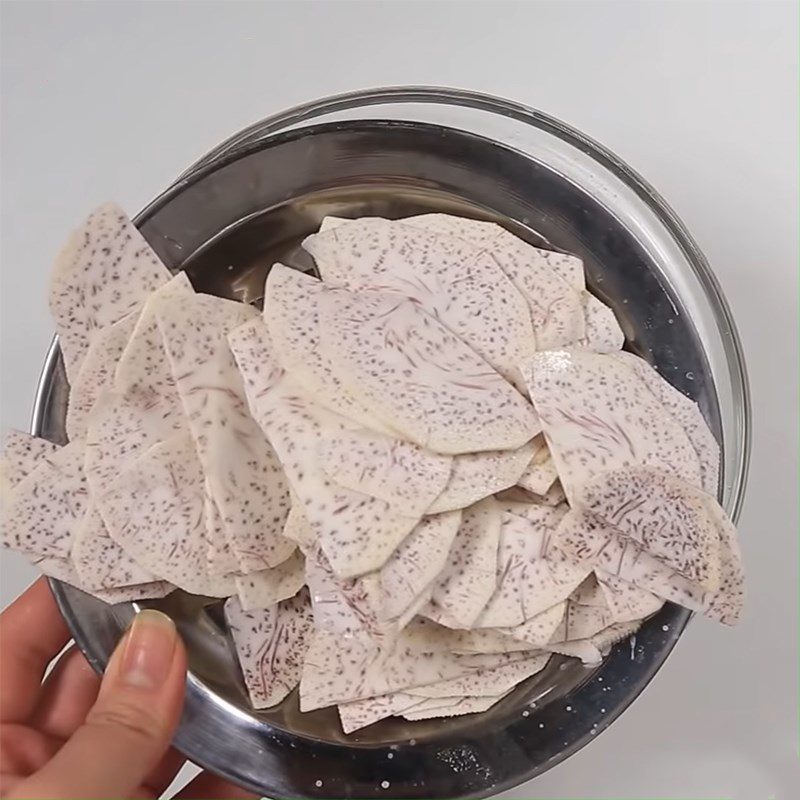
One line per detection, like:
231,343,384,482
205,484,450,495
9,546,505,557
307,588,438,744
0,206,744,734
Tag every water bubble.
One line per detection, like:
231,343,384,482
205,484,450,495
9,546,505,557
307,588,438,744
597,676,603,682
539,722,545,728
667,318,674,324
381,781,391,789
662,624,670,632
522,709,530,717
685,371,695,380
315,780,323,788
600,708,606,713
565,705,572,712
387,752,394,760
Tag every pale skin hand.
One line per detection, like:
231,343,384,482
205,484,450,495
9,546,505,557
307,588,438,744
0,578,257,800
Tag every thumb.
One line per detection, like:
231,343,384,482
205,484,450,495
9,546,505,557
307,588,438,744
18,609,187,800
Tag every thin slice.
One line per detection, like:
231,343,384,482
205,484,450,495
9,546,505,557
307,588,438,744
407,653,550,698
427,442,535,514
376,511,462,625
66,312,137,440
100,432,235,597
338,692,423,734
516,436,558,495
320,429,451,518
401,693,507,720
229,319,422,578
319,289,539,454
523,349,703,503
610,351,720,495
226,590,314,709
428,498,502,627
300,628,534,711
402,213,586,346
305,218,536,386
156,290,292,572
579,294,625,353
595,570,664,623
71,502,164,591
476,507,589,628
49,203,172,381
84,274,193,499
0,430,60,490
1,440,88,558
578,467,721,590
264,265,395,433
235,550,306,611
29,552,172,604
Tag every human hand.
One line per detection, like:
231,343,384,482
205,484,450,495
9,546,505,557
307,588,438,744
0,578,256,799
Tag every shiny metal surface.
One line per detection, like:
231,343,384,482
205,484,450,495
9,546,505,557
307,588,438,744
39,88,750,799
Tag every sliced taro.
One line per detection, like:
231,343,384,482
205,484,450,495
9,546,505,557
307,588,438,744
318,288,539,454
66,312,137,441
71,502,163,591
2,440,89,559
264,265,395,433
320,428,451,518
84,274,194,499
226,589,314,709
610,351,720,495
516,435,559,496
428,442,535,514
235,550,306,611
100,432,236,597
523,349,704,503
305,218,536,387
475,507,589,629
156,290,293,573
49,203,172,381
427,498,502,627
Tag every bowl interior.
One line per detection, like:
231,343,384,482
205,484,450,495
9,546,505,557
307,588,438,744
44,119,725,797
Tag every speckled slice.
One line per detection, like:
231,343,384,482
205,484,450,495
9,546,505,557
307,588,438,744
156,290,293,572
475,507,589,628
304,217,537,387
516,435,559,496
428,442,535,514
402,213,587,348
1,430,60,488
84,274,193,499
338,692,423,733
523,349,704,503
579,294,625,353
319,289,539,455
264,265,395,434
71,501,164,591
66,312,137,441
229,318,421,578
235,550,306,611
428,498,502,627
225,589,314,709
49,203,172,382
609,351,720,495
400,693,509,720
2,440,88,558
100,432,236,597
320,428,451,518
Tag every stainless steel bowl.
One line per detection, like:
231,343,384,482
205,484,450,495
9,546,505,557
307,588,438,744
38,87,750,799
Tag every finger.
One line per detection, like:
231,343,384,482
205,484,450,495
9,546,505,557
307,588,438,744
0,578,70,723
30,644,101,740
0,724,62,778
13,609,187,800
173,770,259,800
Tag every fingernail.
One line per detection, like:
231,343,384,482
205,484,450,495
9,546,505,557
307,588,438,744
120,609,177,689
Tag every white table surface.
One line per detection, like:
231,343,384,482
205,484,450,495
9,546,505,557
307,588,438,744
1,1,797,798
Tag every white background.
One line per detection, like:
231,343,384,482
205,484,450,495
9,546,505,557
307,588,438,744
1,1,797,798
